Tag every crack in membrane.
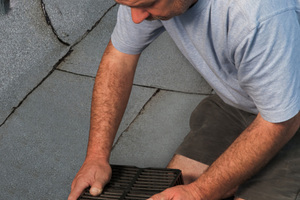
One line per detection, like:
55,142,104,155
112,89,161,150
40,0,117,47
0,49,73,127
133,83,211,95
71,3,118,46
1,2,117,126
40,0,70,46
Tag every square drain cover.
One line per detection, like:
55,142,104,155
78,165,183,200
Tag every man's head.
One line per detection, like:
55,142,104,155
115,0,198,24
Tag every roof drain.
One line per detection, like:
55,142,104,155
78,165,183,200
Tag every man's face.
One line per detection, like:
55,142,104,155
115,0,198,24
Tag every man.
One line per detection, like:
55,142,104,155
68,0,300,199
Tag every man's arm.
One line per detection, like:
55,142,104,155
149,112,300,200
68,40,140,200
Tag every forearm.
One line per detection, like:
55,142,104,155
191,112,300,200
86,41,140,161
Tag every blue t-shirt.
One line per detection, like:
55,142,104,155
111,0,300,123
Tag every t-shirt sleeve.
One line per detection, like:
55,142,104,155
111,5,165,55
234,11,300,123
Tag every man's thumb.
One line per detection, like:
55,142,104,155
89,186,103,196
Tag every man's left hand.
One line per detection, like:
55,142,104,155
147,184,204,200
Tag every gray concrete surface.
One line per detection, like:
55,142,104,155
0,2,211,199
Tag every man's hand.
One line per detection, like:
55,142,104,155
147,184,204,200
68,158,112,200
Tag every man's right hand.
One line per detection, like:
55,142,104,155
67,158,112,200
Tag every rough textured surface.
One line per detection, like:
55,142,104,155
0,0,69,125
110,91,207,168
42,0,116,45
0,70,156,199
115,86,158,143
58,5,119,75
0,71,93,199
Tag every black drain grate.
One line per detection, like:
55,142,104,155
78,165,183,200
